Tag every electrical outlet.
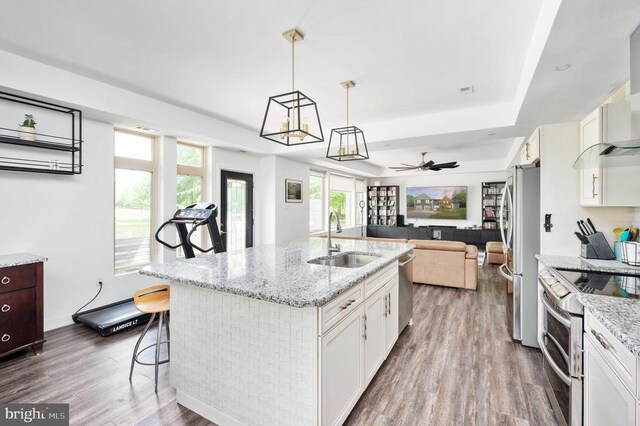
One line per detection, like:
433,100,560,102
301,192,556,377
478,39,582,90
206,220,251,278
97,277,103,287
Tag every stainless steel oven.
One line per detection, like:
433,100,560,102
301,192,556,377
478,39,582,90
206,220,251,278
538,270,583,426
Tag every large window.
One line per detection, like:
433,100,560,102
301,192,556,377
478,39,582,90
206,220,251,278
329,174,354,227
177,142,206,257
309,171,325,232
177,142,205,208
114,130,156,273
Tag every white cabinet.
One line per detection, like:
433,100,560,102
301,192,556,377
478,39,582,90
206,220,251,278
321,305,365,426
520,127,540,165
320,261,402,426
384,277,399,356
584,333,636,426
579,101,640,206
580,107,604,206
363,287,386,386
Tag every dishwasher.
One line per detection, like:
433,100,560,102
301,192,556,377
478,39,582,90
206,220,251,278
398,252,415,334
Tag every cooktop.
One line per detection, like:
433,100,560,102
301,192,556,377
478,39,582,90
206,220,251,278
555,268,640,299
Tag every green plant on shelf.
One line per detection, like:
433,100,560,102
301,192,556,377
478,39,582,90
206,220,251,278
20,114,36,128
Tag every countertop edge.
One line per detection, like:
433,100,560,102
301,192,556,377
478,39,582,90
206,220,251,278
0,253,48,268
578,294,640,357
140,246,413,308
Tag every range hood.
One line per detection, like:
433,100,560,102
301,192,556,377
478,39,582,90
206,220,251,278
574,24,640,169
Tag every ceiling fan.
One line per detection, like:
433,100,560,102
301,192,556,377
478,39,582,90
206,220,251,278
389,152,460,172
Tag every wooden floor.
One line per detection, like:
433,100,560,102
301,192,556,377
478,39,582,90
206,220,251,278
0,265,559,425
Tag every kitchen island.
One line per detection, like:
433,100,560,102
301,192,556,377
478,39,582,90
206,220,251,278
141,237,414,426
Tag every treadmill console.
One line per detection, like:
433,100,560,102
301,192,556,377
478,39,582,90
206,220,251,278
173,203,217,220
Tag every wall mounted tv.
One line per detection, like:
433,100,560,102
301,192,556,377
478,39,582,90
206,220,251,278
406,186,467,220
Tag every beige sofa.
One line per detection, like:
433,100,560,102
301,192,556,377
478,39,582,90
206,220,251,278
407,240,478,291
318,235,478,291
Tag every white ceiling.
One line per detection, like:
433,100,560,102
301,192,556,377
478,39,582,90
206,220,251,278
0,0,639,176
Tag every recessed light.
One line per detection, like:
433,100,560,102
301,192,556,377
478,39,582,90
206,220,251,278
136,126,158,132
554,64,571,72
238,149,248,153
488,132,497,136
384,144,391,147
459,85,474,95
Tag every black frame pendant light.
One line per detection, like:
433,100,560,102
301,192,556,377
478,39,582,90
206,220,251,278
259,29,324,146
326,81,369,161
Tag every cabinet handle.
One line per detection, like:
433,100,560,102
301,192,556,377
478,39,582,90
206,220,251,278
339,298,356,310
1,277,10,285
364,314,367,340
1,334,9,343
0,304,9,313
383,294,388,317
591,329,613,351
591,174,598,198
525,143,530,160
388,293,391,315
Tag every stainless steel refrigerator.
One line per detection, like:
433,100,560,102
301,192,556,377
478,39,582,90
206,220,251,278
498,164,540,348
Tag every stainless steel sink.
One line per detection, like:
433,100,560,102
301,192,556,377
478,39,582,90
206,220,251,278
307,252,381,268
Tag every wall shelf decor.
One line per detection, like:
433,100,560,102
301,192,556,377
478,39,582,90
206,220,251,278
481,181,507,230
0,91,82,175
367,185,399,226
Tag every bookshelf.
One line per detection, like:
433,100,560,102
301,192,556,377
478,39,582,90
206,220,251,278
367,185,399,226
482,181,507,230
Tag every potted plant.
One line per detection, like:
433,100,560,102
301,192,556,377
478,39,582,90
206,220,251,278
19,114,37,141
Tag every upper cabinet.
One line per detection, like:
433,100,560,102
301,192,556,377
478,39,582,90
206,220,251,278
520,127,540,165
579,100,640,207
579,107,604,206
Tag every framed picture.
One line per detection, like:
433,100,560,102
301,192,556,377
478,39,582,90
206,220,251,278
285,179,303,203
406,186,467,220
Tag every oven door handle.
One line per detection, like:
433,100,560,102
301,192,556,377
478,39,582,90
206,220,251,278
540,333,572,386
543,331,570,367
540,292,571,328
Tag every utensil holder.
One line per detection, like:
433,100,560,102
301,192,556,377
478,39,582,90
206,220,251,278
579,232,615,260
622,241,640,266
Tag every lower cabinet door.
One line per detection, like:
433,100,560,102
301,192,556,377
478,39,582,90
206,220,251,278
363,288,386,386
321,305,364,426
584,335,636,426
384,278,399,356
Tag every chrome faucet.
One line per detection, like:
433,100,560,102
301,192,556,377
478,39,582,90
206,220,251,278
327,210,343,254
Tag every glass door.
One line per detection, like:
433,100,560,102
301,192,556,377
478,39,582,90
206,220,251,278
220,170,253,251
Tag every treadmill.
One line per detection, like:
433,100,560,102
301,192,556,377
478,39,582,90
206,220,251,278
73,203,225,336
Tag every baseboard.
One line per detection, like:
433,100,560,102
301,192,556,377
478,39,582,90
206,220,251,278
176,390,245,426
45,314,75,332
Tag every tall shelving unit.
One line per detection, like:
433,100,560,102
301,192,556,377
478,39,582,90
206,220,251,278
367,185,399,226
481,181,507,230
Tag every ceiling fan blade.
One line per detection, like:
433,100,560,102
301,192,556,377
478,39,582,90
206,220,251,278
428,167,442,171
401,163,418,167
439,164,460,169
389,166,418,170
431,161,458,168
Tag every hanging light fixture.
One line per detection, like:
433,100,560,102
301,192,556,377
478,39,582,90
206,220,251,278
326,80,369,161
259,28,324,146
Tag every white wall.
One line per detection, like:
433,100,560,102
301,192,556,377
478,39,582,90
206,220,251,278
0,117,163,330
540,122,639,256
274,157,310,243
374,171,508,228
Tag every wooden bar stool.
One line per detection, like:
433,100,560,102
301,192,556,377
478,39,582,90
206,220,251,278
129,284,170,393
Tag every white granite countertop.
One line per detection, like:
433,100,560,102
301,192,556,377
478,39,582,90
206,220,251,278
536,254,640,276
578,294,640,357
0,253,48,268
141,238,414,307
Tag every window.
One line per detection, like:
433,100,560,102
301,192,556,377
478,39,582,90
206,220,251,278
309,171,325,232
355,179,366,226
114,130,156,273
177,142,206,257
329,174,354,227
177,142,205,208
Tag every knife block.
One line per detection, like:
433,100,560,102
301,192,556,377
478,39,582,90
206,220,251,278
580,232,615,260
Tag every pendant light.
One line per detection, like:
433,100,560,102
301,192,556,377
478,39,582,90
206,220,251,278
259,28,324,146
326,80,369,161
